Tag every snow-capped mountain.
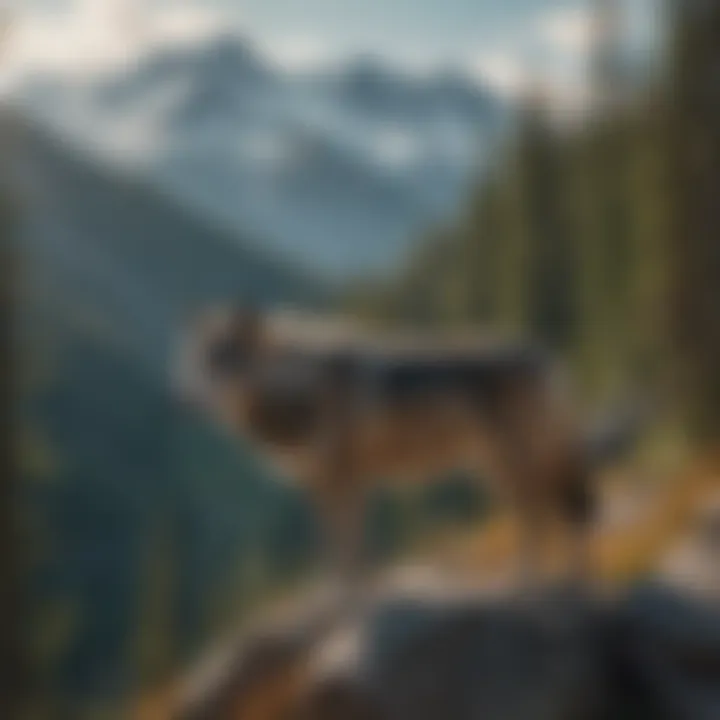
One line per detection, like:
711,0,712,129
17,33,507,278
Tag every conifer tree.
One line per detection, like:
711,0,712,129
665,0,720,438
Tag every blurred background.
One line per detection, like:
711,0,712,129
0,0,719,717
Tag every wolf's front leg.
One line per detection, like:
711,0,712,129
559,468,596,593
515,500,549,598
311,476,369,610
491,439,549,597
311,358,370,608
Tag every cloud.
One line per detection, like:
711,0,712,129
262,34,336,71
2,0,230,81
537,6,600,57
2,1,335,85
1,0,611,117
470,51,528,97
465,4,605,116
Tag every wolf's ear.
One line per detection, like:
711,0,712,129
202,304,266,377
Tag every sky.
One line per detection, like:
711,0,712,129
3,0,661,97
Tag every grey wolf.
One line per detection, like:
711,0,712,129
177,305,619,593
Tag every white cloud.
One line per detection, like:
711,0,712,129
470,50,528,98
2,0,230,82
538,6,600,57
1,1,339,89
0,0,614,119
468,4,608,102
152,3,226,43
262,34,335,71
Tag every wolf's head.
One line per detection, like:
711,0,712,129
176,304,265,429
177,305,326,448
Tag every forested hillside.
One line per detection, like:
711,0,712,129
12,116,329,715
5,0,719,716
8,117,484,717
17,33,505,278
350,0,720,442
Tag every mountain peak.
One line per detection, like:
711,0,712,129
187,32,272,85
15,37,507,278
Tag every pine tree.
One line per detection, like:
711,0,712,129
665,0,720,438
0,113,22,718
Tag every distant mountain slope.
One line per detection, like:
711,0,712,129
18,33,506,277
12,117,327,703
11,118,482,710
17,118,327,374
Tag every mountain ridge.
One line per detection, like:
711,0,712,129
16,32,507,278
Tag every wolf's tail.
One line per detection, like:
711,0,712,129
583,394,658,469
560,395,658,528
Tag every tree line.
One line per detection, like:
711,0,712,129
350,0,720,443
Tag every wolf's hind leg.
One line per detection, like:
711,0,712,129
559,468,596,591
311,356,370,604
489,434,551,596
312,480,368,596
514,498,552,597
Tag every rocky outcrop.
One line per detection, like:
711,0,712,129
176,580,720,720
